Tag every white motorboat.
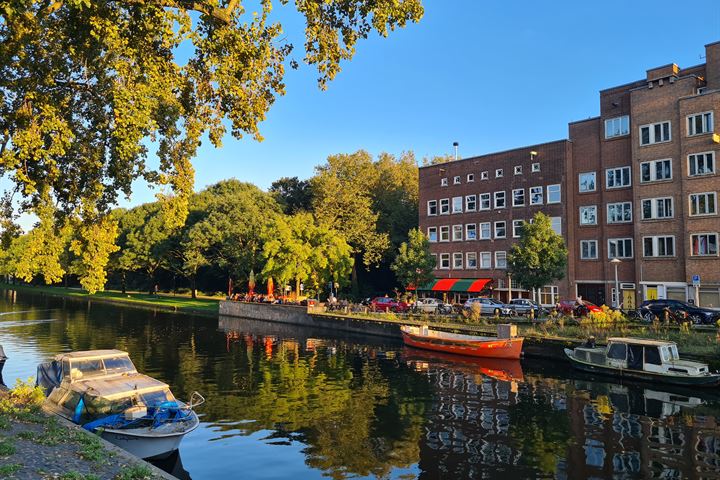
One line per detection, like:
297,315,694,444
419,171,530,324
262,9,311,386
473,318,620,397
37,350,203,459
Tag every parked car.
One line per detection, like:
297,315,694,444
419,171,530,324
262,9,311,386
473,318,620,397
370,297,409,313
637,299,720,325
557,299,603,317
508,298,546,317
412,298,453,314
463,297,513,316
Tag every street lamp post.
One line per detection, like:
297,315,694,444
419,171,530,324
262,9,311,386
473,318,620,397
610,258,621,308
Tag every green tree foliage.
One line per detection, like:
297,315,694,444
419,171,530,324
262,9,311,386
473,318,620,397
262,212,353,297
371,152,418,250
391,228,435,290
269,177,314,215
507,212,568,292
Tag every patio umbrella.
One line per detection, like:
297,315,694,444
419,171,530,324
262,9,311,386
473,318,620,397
248,270,256,295
267,277,274,296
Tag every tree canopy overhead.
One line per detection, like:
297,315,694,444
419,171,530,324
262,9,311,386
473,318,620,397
0,0,424,226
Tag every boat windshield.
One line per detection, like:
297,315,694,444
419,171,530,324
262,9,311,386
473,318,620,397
669,345,679,361
102,356,135,373
140,389,176,406
69,355,135,379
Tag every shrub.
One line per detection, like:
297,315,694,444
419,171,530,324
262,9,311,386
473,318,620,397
468,303,482,323
0,378,45,416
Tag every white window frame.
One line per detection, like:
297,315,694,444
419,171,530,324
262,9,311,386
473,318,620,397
494,221,506,239
427,227,438,243
479,252,491,269
466,252,478,269
606,166,631,189
689,192,717,216
512,188,525,207
494,191,506,209
452,196,463,214
643,236,675,258
452,224,463,242
608,238,633,259
439,226,450,242
441,177,448,187
688,151,716,177
640,158,672,183
531,162,540,173
439,253,450,269
479,222,491,240
465,223,477,241
480,171,489,180
580,240,598,260
514,165,522,175
547,184,561,204
512,219,524,238
578,172,597,193
496,168,504,178
453,175,461,185
690,233,719,257
579,206,597,226
495,251,507,269
427,200,437,216
439,198,450,215
604,115,630,139
639,121,671,146
687,111,713,136
467,173,475,183
607,202,633,224
452,252,463,269
465,195,477,212
478,193,491,211
641,197,673,220
529,186,543,205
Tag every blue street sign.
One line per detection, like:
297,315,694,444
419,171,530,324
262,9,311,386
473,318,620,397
692,274,700,286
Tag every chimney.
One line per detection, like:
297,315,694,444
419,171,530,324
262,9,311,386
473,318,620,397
705,41,720,89
453,141,459,161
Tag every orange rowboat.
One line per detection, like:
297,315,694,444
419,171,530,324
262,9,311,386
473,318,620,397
400,325,524,360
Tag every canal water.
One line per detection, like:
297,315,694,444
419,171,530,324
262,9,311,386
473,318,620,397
1,289,720,479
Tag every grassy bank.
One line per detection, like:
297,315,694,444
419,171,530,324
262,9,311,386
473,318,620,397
0,379,161,479
1,283,220,316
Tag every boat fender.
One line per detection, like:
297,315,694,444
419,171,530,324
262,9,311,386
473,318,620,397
72,396,85,424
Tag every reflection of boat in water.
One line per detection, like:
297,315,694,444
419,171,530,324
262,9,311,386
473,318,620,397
37,350,203,459
401,325,523,359
565,337,720,387
150,450,192,480
402,347,524,383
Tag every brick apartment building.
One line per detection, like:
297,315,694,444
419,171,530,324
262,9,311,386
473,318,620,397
418,41,720,307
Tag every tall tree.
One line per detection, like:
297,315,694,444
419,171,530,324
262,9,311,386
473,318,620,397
391,229,435,291
371,152,419,251
507,212,568,293
269,177,314,215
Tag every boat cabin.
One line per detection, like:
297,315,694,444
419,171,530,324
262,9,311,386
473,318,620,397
576,338,709,376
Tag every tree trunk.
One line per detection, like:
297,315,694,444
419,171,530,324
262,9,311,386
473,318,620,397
295,277,300,299
121,272,126,294
191,276,197,299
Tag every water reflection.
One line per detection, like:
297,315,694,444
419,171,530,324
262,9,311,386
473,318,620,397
0,289,719,479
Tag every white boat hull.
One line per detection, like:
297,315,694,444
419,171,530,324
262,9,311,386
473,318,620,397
101,429,186,459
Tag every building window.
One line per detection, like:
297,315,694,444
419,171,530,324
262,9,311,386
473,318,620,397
495,251,507,269
494,191,506,209
687,111,713,136
607,202,632,223
431,253,438,269
579,172,596,192
496,169,503,178
641,197,673,220
479,193,491,210
452,252,463,269
608,238,633,259
689,192,717,216
547,184,561,203
640,121,671,145
640,158,672,182
580,240,598,260
439,226,450,242
440,253,450,269
579,206,597,225
512,219,524,238
452,224,463,241
427,227,438,242
514,165,522,175
452,196,463,214
466,252,478,269
465,195,477,212
551,217,562,235
531,162,540,173
441,178,448,187
529,186,543,205
453,175,461,185
688,152,715,176
479,222,491,240
494,221,506,239
539,286,558,305
466,224,477,241
691,233,718,256
427,200,437,216
643,236,675,257
605,115,630,139
439,198,450,215
481,171,489,180
512,188,525,207
467,173,475,183
479,252,491,269
606,166,631,189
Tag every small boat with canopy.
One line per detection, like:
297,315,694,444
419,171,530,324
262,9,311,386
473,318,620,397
37,350,203,459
